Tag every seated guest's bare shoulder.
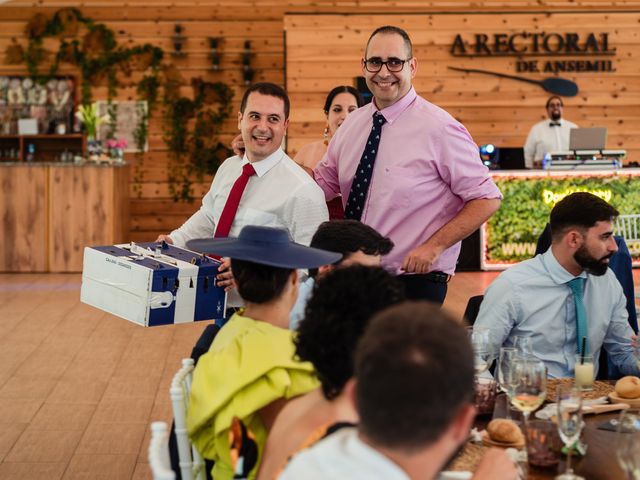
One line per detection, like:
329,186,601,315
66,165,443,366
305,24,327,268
258,388,351,480
294,141,327,172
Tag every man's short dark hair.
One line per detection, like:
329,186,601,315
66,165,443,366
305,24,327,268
295,266,405,400
366,25,413,58
239,82,290,119
550,192,619,241
308,220,394,278
355,302,474,452
231,258,292,303
546,96,563,108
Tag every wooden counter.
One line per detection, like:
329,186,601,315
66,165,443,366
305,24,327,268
0,163,129,272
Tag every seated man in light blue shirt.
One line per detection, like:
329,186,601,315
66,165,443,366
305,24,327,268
475,192,639,378
289,220,394,329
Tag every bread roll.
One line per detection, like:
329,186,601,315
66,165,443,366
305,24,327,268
487,419,524,444
615,376,640,399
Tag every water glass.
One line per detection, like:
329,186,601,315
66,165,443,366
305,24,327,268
555,384,584,480
498,347,518,394
470,327,495,374
526,420,562,468
616,410,640,480
474,377,497,415
497,347,518,419
492,392,523,423
514,335,534,356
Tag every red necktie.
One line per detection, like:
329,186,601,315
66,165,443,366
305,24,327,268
214,163,256,238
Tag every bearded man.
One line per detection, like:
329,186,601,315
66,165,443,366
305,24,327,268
474,192,639,378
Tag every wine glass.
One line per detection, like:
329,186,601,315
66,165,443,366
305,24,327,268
555,385,585,480
510,356,546,427
616,410,640,480
497,347,518,419
514,335,534,356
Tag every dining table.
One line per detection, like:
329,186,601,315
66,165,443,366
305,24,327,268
451,379,631,479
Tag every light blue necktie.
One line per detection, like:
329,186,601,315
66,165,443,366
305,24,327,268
567,277,589,355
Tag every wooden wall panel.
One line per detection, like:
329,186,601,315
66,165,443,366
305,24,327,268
0,166,47,272
0,2,288,243
5,1,640,20
1,1,639,245
112,164,130,246
285,12,640,166
48,165,129,272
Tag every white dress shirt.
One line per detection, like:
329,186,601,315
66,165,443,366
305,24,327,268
289,276,315,330
279,427,410,480
475,248,639,378
523,118,578,167
170,148,329,247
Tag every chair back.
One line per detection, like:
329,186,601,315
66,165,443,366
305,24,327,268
615,214,640,242
149,422,177,480
171,358,206,480
190,324,221,365
463,295,484,325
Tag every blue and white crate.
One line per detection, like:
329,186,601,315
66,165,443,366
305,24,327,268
81,242,227,327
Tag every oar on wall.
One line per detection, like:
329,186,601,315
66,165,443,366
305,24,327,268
448,66,579,97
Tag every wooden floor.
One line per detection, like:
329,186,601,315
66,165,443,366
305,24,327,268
0,269,603,479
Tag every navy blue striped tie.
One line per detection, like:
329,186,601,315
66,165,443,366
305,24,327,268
344,111,386,220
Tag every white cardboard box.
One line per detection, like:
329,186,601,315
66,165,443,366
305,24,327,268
81,242,227,327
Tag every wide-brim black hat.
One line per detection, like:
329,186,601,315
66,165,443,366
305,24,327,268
186,225,342,269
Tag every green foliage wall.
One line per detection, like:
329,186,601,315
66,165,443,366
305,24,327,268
486,173,640,264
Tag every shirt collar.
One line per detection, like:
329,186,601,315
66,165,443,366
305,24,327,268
541,248,588,285
242,147,284,177
373,86,417,125
350,431,410,480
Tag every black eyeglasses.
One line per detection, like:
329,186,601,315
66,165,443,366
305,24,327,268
363,57,408,73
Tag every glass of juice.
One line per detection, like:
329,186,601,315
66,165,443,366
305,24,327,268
574,353,594,391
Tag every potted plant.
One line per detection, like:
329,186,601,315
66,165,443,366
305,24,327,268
75,103,109,160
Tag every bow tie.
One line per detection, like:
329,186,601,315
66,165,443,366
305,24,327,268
549,122,561,127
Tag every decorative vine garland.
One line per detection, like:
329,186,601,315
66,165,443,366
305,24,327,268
162,78,234,202
5,7,234,202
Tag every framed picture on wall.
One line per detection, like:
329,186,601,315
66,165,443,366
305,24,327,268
96,100,148,152
0,75,76,135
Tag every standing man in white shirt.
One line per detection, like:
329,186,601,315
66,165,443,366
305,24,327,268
523,96,578,168
156,83,329,289
158,82,328,247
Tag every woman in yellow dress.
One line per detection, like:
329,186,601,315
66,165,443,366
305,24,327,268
186,226,341,479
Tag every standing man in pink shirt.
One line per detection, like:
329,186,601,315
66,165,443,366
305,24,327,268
314,26,502,303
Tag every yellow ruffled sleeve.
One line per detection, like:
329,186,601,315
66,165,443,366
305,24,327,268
186,314,319,480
